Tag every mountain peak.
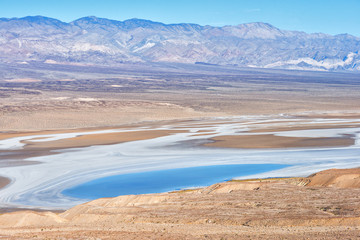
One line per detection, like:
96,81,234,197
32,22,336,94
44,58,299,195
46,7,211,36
21,15,54,21
122,18,165,28
3,15,67,25
239,22,277,29
70,16,123,30
72,16,119,24
73,16,104,22
0,15,68,31
0,16,358,71
220,21,284,39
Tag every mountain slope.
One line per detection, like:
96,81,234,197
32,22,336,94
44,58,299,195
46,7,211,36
0,16,359,71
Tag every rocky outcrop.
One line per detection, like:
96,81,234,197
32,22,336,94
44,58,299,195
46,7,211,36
306,168,360,188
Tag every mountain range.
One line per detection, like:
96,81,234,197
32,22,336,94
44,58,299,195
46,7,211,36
0,16,359,71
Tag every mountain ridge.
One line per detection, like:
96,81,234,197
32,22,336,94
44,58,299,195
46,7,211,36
0,15,359,71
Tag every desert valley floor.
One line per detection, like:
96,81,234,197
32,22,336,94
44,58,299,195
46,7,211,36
0,62,360,239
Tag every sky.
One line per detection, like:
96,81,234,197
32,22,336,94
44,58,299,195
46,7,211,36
0,0,359,36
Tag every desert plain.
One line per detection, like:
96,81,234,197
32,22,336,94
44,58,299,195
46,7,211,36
1,62,360,239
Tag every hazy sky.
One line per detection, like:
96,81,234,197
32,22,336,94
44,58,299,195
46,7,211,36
1,0,359,36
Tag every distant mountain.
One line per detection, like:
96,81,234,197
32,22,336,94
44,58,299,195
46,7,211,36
0,16,359,71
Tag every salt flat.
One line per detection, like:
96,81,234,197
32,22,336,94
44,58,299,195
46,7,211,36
0,114,359,210
0,63,359,238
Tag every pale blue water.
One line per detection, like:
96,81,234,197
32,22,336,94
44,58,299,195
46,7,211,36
63,164,289,200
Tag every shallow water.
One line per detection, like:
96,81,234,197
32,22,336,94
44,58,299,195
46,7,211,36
63,164,288,199
0,115,359,209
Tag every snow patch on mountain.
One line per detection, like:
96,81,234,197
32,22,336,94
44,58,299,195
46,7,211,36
264,52,359,70
72,43,111,52
133,42,156,52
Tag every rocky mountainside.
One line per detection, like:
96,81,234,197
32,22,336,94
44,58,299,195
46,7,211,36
1,16,360,71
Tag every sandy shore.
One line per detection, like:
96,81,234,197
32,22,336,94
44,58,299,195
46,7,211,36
22,130,186,150
0,168,359,239
0,177,10,189
204,134,355,149
247,123,360,133
0,114,359,209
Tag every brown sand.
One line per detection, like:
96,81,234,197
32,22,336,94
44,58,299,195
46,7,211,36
0,168,359,239
0,176,10,189
0,129,98,141
247,123,360,133
1,82,360,131
0,129,186,167
22,130,185,150
307,168,360,188
204,134,355,149
0,99,215,131
297,112,360,119
5,78,42,83
0,125,141,141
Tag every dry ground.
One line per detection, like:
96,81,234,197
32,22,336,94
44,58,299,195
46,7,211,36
1,62,360,131
204,134,355,149
0,168,359,239
1,63,360,239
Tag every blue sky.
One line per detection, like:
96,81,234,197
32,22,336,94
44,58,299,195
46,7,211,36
0,0,359,36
